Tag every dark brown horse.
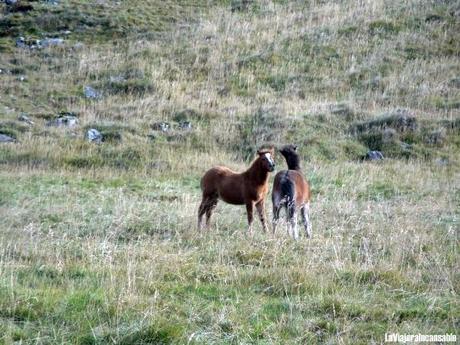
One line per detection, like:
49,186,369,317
198,148,275,232
272,144,311,239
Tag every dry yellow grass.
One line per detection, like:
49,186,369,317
0,0,459,343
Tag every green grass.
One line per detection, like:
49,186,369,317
1,159,458,343
0,0,459,343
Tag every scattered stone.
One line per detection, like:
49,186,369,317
178,121,192,130
435,157,449,166
448,77,460,89
451,9,460,18
367,75,381,89
149,161,170,171
73,42,85,50
365,150,384,161
147,133,156,140
84,86,102,100
86,128,103,143
17,75,27,82
16,37,40,49
18,113,34,125
400,142,412,152
425,128,446,146
16,37,26,48
217,86,230,97
439,118,460,133
5,0,18,5
41,38,64,48
0,134,15,143
151,122,170,132
59,111,78,118
231,0,253,12
46,115,78,127
109,75,126,83
425,14,443,22
16,37,63,49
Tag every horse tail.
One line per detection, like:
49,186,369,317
280,173,295,217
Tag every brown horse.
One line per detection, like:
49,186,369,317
272,144,312,239
198,148,275,232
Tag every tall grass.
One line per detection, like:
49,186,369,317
0,0,459,343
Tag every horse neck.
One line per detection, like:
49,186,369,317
244,159,269,185
285,154,301,171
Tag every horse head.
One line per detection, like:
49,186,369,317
256,147,275,172
279,144,301,170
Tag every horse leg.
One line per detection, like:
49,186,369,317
301,203,312,238
286,203,292,238
292,211,299,240
287,201,298,240
198,199,207,230
255,200,268,233
246,202,254,233
198,195,217,230
272,192,282,235
205,197,218,228
272,204,281,235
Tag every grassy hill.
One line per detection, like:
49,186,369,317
0,0,459,343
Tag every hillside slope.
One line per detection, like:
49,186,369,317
0,0,459,344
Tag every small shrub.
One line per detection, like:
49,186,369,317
64,155,104,169
310,319,337,335
0,149,50,167
118,322,185,345
172,108,217,123
360,181,398,200
257,74,288,92
103,78,154,96
0,121,30,139
330,103,358,121
351,111,417,134
96,146,142,169
404,45,427,60
117,219,156,241
228,74,254,97
84,123,135,143
342,140,368,159
368,20,401,36
439,118,460,133
338,25,358,37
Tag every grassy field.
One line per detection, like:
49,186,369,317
0,0,459,344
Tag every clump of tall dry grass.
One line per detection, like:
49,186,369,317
0,0,458,343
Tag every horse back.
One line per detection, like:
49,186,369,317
273,170,310,205
201,166,246,204
289,170,311,204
